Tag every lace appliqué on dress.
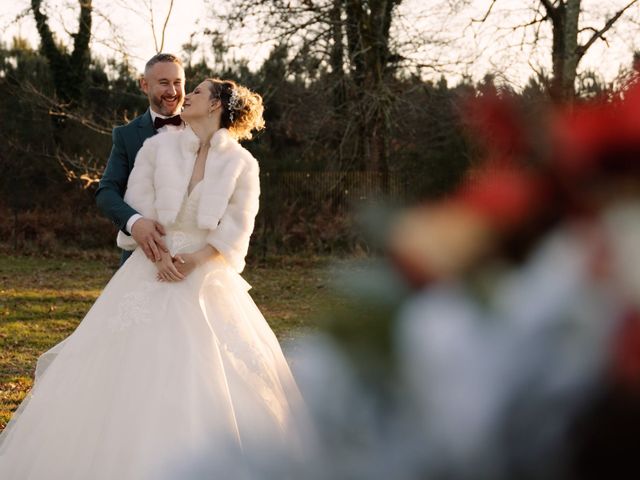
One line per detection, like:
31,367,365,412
206,284,288,429
167,231,193,256
109,281,158,332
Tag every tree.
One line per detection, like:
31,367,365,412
541,0,638,101
473,0,640,102
208,0,407,185
344,0,403,176
31,0,93,104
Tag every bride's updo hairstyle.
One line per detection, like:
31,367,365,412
205,78,265,141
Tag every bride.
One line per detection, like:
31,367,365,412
0,79,306,479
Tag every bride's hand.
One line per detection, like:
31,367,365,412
172,253,198,278
155,250,185,282
169,246,217,279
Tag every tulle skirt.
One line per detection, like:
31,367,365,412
0,244,306,479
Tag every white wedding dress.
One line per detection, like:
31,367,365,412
0,182,306,479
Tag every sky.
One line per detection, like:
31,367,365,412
1,0,234,69
1,0,639,88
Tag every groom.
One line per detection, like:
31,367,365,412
96,53,186,265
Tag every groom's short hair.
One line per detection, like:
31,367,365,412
144,53,183,75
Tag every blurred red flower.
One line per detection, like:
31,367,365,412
611,310,640,390
461,89,530,167
552,81,640,180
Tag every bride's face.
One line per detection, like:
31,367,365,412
182,81,219,122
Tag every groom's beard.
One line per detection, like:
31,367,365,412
151,93,183,116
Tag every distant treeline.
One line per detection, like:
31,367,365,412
0,37,633,254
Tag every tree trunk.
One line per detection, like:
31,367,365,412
329,0,347,165
31,0,92,104
330,0,346,112
549,0,581,102
344,0,400,185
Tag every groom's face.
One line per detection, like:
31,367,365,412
141,61,185,116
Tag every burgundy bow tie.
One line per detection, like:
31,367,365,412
153,115,182,129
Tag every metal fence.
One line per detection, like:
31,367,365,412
260,171,407,209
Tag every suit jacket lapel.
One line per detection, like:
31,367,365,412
137,109,156,146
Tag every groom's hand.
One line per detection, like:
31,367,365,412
131,218,168,262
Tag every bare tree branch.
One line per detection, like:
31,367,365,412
149,1,159,53
509,13,550,32
24,82,113,135
55,149,103,188
577,0,639,59
472,0,498,23
539,0,558,18
146,0,176,53
158,0,174,52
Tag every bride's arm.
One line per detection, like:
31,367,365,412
171,155,260,277
204,158,260,273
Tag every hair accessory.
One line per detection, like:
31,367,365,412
228,88,240,122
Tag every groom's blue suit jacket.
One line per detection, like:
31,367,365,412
96,110,156,264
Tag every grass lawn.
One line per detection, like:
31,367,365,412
0,252,339,430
